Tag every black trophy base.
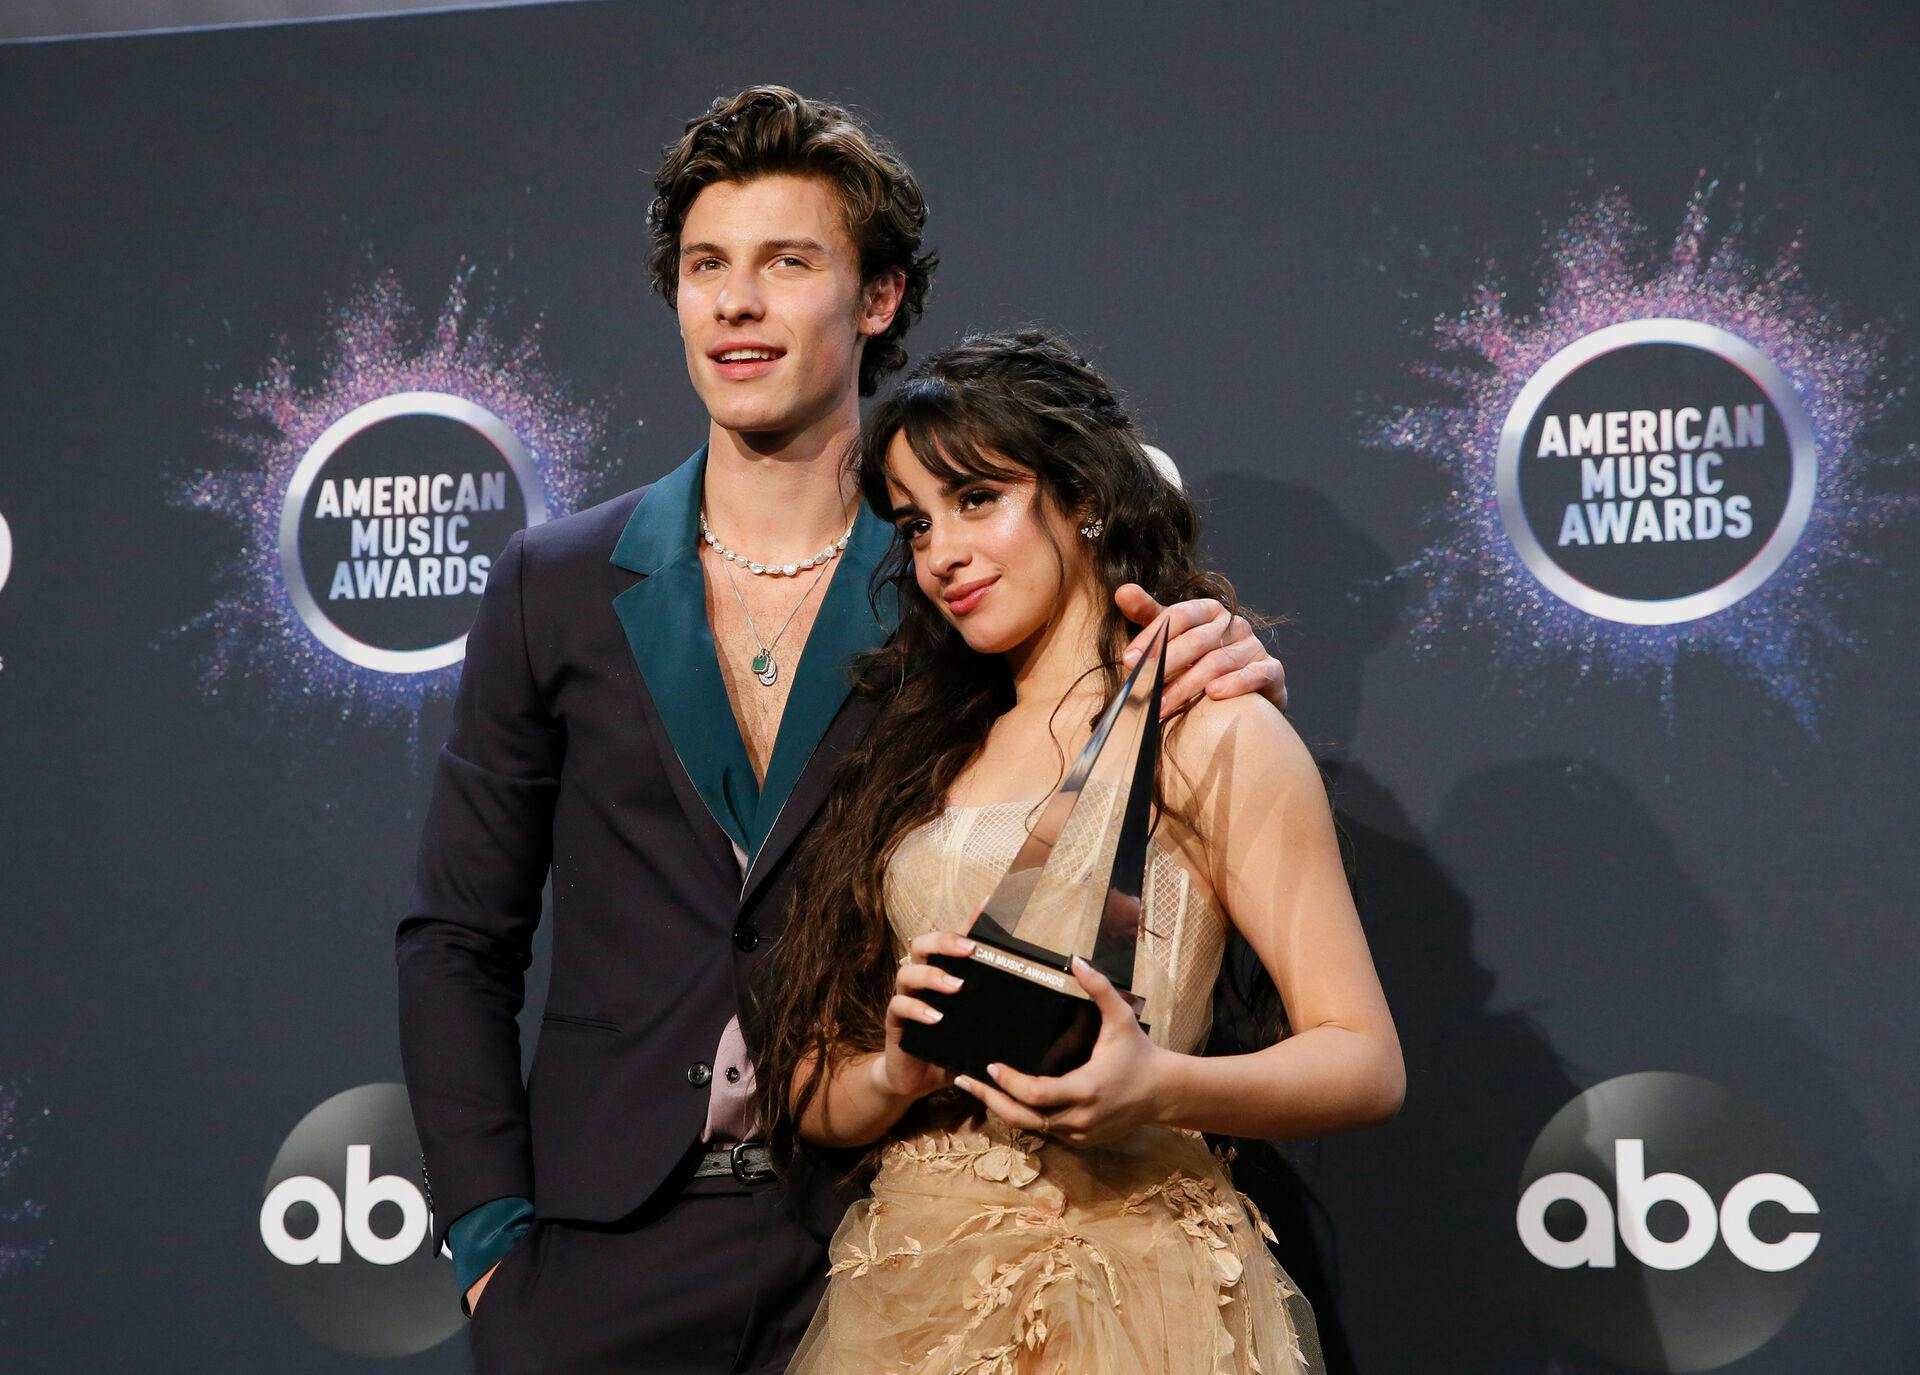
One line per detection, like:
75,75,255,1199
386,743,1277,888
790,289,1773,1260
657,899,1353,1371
898,940,1105,1084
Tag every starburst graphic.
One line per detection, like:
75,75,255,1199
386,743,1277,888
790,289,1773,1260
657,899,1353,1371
180,268,609,724
0,1081,48,1283
1376,185,1913,727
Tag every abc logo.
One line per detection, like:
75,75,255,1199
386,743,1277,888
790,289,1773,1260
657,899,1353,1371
1518,1072,1821,1371
257,1083,462,1357
262,1143,438,1268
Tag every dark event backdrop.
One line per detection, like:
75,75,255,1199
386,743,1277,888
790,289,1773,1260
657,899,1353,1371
1,1,1915,1370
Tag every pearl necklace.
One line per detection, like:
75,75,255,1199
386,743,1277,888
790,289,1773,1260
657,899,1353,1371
698,509,855,577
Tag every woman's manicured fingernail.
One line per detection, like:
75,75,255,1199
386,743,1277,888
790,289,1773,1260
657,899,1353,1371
987,1063,1004,1079
955,1076,975,1092
957,938,976,954
922,1008,944,1023
943,974,964,991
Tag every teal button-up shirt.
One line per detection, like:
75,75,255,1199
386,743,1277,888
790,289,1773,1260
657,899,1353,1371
606,445,897,867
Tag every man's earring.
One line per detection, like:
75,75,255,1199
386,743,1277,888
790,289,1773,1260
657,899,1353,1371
1080,518,1103,540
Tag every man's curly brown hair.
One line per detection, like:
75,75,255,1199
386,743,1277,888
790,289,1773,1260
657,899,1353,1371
647,85,938,397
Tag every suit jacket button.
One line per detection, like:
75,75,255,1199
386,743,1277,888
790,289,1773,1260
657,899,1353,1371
687,1062,712,1087
733,925,761,952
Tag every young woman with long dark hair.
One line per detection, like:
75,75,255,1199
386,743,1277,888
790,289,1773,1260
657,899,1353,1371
754,331,1403,1374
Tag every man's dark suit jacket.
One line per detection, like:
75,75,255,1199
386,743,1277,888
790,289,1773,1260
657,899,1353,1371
396,448,894,1252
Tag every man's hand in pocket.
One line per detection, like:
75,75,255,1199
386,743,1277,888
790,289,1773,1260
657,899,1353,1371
466,1259,502,1315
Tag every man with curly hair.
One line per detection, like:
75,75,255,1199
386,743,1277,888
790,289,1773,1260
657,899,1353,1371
397,85,1287,1372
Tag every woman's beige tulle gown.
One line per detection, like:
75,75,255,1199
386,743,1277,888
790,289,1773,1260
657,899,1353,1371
787,801,1323,1375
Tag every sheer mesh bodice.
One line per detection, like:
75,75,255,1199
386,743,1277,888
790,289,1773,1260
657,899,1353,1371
883,800,1230,1056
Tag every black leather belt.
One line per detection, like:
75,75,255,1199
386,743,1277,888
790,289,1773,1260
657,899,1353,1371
694,1141,776,1185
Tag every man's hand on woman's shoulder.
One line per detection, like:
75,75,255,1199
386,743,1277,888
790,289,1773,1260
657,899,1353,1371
1113,584,1287,717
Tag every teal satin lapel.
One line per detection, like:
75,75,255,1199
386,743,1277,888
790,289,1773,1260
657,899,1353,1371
744,504,897,863
610,447,758,854
611,554,758,854
610,446,902,868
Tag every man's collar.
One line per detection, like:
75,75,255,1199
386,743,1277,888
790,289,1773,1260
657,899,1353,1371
611,442,885,580
606,438,901,869
610,445,706,576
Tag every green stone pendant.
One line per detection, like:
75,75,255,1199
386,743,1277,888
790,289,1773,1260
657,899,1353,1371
752,649,778,687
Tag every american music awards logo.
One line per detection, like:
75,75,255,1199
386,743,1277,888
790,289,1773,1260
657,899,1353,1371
1497,320,1814,626
279,392,540,674
1376,185,1914,727
180,269,607,719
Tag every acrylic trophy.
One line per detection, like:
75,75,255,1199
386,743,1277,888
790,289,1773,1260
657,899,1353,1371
899,625,1167,1082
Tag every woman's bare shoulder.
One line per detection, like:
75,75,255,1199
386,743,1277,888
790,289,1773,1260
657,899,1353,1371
1162,693,1321,811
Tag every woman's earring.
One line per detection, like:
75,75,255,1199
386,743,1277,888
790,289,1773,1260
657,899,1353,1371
1079,519,1104,540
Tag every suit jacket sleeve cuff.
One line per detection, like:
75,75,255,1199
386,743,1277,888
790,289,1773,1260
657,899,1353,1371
450,1196,534,1314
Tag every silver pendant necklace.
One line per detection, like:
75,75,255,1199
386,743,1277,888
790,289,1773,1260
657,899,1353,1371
720,553,831,687
701,505,854,686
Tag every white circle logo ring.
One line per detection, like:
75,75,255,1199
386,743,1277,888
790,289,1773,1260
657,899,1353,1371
1496,319,1818,625
277,391,545,673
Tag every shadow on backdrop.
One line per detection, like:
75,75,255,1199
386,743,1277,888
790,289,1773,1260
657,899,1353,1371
1196,467,1914,1369
1196,470,1580,1372
1430,757,1918,1372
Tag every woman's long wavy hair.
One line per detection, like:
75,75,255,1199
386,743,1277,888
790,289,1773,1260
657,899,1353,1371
752,329,1278,1168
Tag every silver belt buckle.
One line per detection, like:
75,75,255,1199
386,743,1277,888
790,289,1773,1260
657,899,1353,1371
729,1141,776,1185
